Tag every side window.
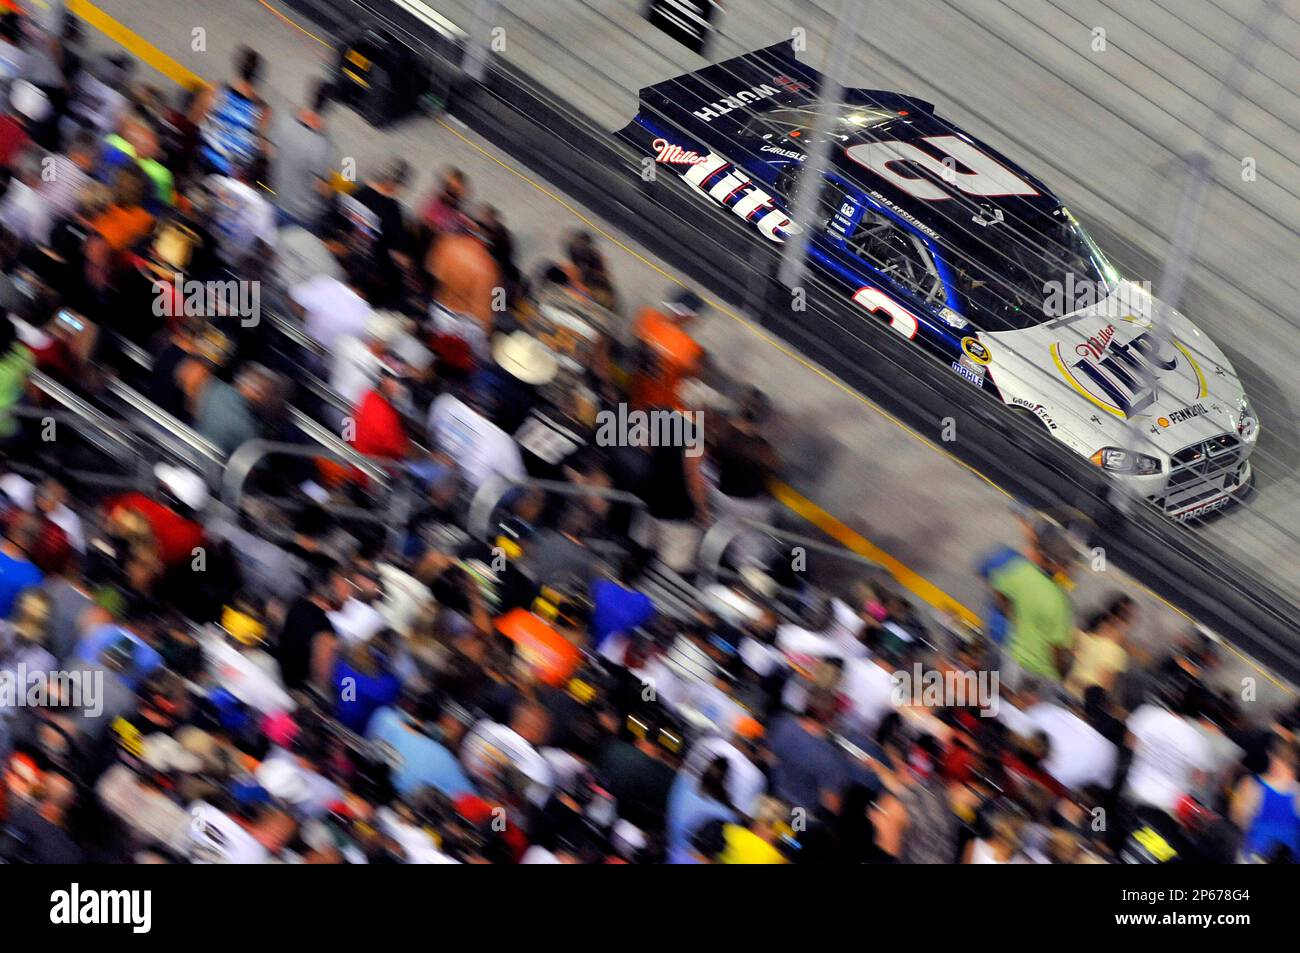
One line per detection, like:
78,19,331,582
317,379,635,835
773,166,844,232
846,209,945,304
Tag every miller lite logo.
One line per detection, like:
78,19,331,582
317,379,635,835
652,137,707,165
1063,330,1178,417
1075,324,1116,362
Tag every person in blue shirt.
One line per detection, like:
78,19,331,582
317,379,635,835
366,700,475,799
666,756,737,863
590,576,655,649
74,623,164,690
332,635,402,734
1233,736,1300,862
0,514,44,619
976,543,1022,647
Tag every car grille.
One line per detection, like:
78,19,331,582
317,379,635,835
1156,433,1247,514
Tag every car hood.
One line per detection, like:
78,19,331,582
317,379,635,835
979,280,1248,457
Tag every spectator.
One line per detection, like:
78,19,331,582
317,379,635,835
666,755,737,862
101,111,175,210
330,633,403,733
0,80,49,170
1065,594,1134,700
630,288,704,411
986,519,1076,687
461,699,555,808
717,797,788,864
426,220,501,335
0,315,32,441
273,567,346,692
707,389,780,568
0,148,52,245
203,156,277,266
180,359,277,456
334,155,411,300
366,697,475,799
634,413,708,575
419,166,468,234
270,78,335,230
289,253,374,351
37,126,95,222
767,688,850,814
0,770,82,863
1124,684,1217,815
1231,735,1300,862
470,203,518,291
89,164,154,255
427,383,525,492
0,509,42,617
194,45,271,177
350,359,413,461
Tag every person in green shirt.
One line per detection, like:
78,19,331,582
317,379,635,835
988,520,1076,684
0,319,33,440
103,117,175,211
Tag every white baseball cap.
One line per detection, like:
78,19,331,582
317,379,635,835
154,463,209,511
9,80,50,123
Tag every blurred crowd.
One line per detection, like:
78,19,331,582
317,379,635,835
0,11,1296,865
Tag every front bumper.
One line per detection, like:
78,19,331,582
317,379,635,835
1114,460,1254,522
1108,432,1255,522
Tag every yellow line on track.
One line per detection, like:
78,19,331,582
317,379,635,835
67,0,207,88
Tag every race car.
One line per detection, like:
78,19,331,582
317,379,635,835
619,41,1259,521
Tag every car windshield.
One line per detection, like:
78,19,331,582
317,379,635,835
742,104,900,146
950,207,1118,332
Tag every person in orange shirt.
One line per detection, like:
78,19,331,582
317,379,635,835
631,288,705,411
426,227,502,336
90,165,155,255
494,607,581,688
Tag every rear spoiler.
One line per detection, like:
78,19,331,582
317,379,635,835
621,40,935,140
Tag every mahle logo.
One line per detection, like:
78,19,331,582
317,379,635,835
152,272,261,327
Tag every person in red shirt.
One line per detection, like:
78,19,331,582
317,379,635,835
104,465,207,566
350,359,412,461
0,78,47,170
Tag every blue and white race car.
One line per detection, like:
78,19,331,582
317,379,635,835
620,41,1258,521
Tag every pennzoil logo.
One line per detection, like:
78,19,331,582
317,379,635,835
1167,402,1208,425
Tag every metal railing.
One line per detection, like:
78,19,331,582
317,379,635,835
222,438,415,549
103,378,226,482
466,472,646,542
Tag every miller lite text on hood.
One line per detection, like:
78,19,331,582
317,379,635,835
679,152,801,242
